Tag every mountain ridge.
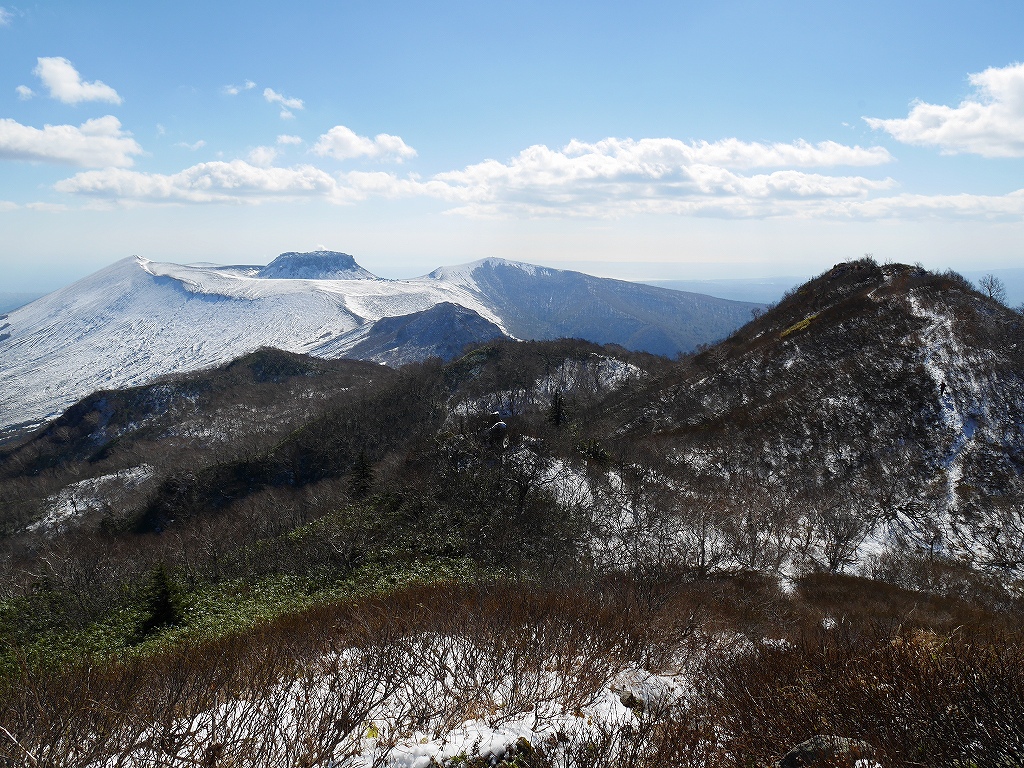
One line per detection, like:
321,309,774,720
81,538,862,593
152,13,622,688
0,252,756,432
614,259,1024,572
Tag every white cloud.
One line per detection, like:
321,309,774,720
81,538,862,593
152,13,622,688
411,137,893,218
0,7,11,26
46,134,894,216
247,146,278,167
560,137,890,170
223,80,256,96
313,125,417,161
175,140,206,151
54,160,355,204
15,85,33,100
865,62,1024,157
277,134,303,145
279,109,295,120
33,57,122,105
0,116,142,167
263,88,304,114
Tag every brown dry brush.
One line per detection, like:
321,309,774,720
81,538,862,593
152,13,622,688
525,622,1024,768
699,622,1024,767
2,575,1021,767
0,606,428,766
0,578,704,767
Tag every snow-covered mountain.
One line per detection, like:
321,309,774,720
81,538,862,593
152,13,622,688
0,251,755,432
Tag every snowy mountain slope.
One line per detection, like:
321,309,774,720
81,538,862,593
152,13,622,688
0,252,755,432
621,260,1024,572
435,259,752,357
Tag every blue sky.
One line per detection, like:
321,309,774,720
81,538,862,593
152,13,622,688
1,0,1022,290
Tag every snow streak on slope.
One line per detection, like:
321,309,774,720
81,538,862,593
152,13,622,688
906,292,983,514
30,465,153,532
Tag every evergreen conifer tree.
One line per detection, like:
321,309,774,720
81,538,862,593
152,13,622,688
348,450,374,499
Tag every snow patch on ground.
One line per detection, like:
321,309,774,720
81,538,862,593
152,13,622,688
30,465,153,531
84,636,686,768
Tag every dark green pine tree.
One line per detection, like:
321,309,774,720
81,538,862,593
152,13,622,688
348,450,374,500
547,390,570,428
137,562,181,640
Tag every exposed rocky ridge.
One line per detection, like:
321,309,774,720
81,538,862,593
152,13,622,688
256,250,376,280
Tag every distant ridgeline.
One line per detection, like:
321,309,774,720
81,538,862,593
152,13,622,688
0,251,756,432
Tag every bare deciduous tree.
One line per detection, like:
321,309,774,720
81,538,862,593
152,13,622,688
979,273,1007,304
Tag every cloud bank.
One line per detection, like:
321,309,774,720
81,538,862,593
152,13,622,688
419,137,893,218
49,133,895,215
33,57,122,105
0,116,142,167
55,160,352,204
865,62,1024,157
41,116,1024,222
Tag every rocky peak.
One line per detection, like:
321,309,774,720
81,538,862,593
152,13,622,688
256,250,376,280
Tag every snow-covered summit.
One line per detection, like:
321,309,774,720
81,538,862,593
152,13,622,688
426,258,546,283
256,250,376,280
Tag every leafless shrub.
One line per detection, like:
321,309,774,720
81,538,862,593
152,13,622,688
699,622,1024,766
